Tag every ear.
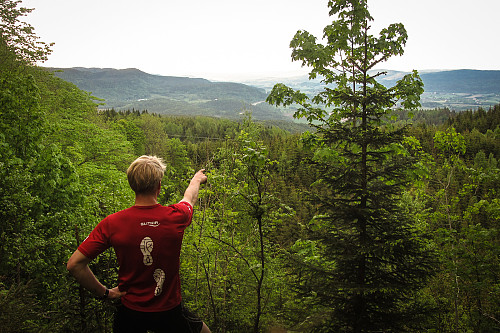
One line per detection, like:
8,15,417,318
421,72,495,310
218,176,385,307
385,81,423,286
156,181,162,194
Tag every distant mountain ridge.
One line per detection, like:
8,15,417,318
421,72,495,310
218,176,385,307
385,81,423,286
377,69,500,94
48,67,285,120
245,69,500,111
379,69,500,110
245,69,500,94
50,67,500,115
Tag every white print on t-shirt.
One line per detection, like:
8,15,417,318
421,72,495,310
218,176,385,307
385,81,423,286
153,268,165,296
140,237,154,266
140,221,159,227
139,237,165,297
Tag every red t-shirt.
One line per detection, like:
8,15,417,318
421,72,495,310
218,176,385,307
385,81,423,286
78,201,193,312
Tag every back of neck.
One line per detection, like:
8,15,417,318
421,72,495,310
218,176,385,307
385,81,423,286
134,194,158,206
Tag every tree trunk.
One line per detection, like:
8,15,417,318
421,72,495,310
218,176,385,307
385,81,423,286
253,213,265,333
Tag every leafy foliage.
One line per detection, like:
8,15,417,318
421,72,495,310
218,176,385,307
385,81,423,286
267,1,437,331
0,0,52,69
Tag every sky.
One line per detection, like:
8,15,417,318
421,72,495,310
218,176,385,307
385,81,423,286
21,0,500,81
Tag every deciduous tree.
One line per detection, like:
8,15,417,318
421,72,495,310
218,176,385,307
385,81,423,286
267,1,435,331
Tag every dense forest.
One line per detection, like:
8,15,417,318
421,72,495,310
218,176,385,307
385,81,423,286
1,0,499,332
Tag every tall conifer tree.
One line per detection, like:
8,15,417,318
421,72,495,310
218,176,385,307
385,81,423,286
267,1,435,331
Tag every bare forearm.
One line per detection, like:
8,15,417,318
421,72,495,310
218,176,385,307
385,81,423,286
181,169,207,206
67,250,106,297
68,251,125,299
69,263,106,297
182,179,202,206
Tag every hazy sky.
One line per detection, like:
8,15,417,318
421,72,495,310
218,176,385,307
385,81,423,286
21,0,500,81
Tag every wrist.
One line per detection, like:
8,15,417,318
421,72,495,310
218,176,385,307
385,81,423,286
190,177,202,185
99,287,109,300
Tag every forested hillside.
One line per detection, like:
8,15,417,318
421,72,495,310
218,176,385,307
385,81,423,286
1,1,499,332
248,69,500,111
49,67,290,120
51,67,500,116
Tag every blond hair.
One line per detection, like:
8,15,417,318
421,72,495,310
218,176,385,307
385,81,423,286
127,155,166,195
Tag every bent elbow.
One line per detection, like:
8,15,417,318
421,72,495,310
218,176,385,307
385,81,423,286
67,250,88,275
66,258,76,274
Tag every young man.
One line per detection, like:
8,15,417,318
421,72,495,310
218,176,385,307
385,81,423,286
67,155,210,333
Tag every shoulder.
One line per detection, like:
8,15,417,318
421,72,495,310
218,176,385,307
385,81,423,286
103,207,133,221
171,201,193,215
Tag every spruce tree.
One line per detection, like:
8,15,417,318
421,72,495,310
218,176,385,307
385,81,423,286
267,1,435,331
